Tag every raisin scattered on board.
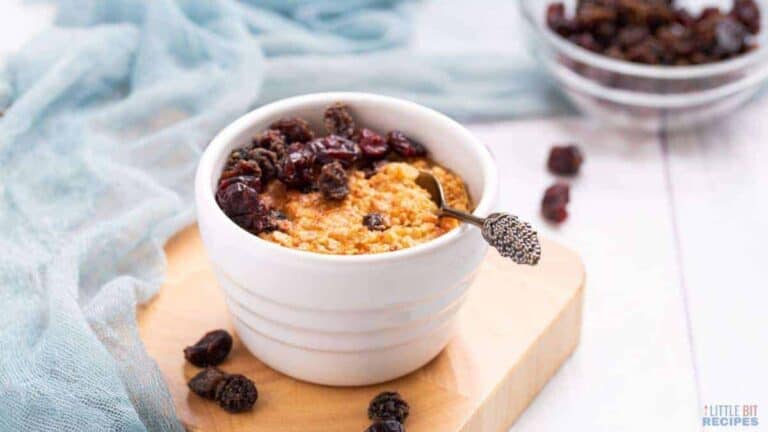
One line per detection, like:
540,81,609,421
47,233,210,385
547,144,584,176
323,102,356,138
183,329,233,367
368,391,410,423
364,420,406,432
362,213,389,231
387,131,427,157
188,367,229,400
269,117,315,144
541,182,571,224
317,160,349,201
215,374,259,413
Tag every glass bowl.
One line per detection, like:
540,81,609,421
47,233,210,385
519,0,768,131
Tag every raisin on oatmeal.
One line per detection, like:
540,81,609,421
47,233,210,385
216,103,472,255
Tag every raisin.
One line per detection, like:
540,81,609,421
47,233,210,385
656,24,695,56
541,183,570,223
269,117,315,144
387,131,426,157
183,330,233,367
569,32,602,51
616,25,649,48
221,156,262,182
247,147,278,183
547,145,584,175
218,174,261,193
714,17,747,56
675,8,696,27
323,102,355,138
364,420,405,432
317,161,349,201
357,128,389,159
215,180,278,233
362,213,389,231
216,180,262,219
308,135,362,167
546,0,759,65
368,391,409,423
188,367,229,400
577,3,617,30
360,159,389,179
732,0,760,34
215,374,258,413
277,143,317,189
625,37,663,63
253,129,287,157
547,3,575,36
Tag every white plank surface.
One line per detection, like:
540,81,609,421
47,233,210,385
2,0,766,431
665,99,768,413
472,120,700,431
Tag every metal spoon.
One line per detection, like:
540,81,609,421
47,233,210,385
415,171,541,265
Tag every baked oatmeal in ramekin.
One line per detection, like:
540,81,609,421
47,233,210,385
214,102,473,255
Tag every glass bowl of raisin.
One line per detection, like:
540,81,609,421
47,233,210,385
520,0,768,131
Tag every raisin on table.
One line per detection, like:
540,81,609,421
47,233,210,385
364,420,405,432
215,374,258,413
547,144,584,176
541,182,571,223
183,329,233,367
188,367,229,400
368,391,409,423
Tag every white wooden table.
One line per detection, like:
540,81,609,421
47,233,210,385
2,1,765,431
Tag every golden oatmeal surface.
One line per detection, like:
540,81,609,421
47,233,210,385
258,159,472,255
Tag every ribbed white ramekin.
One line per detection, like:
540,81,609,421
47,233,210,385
195,93,498,385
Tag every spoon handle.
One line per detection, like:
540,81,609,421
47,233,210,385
440,206,485,227
439,208,541,266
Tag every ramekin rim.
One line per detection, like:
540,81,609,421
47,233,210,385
195,92,498,264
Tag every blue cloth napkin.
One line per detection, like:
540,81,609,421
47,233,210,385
0,0,563,430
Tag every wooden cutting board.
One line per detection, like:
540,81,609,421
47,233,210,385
138,226,584,432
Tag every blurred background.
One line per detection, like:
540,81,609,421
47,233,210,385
0,1,765,431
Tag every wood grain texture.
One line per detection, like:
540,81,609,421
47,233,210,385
138,226,584,431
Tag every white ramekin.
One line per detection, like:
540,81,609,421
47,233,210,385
195,92,498,386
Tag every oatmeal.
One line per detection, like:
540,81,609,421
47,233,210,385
215,103,472,255
260,161,470,254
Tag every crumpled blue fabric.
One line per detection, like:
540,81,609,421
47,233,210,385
0,0,562,430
